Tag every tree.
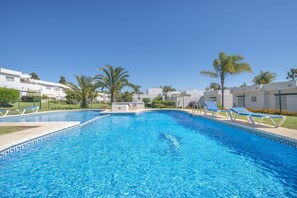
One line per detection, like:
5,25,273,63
130,84,143,94
208,82,221,90
67,75,96,108
30,72,40,80
142,98,151,107
200,52,252,108
94,65,130,103
160,86,176,96
286,68,297,81
240,82,247,87
59,76,67,84
116,91,133,102
253,71,276,84
0,88,20,107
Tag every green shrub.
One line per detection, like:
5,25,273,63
142,98,151,107
0,88,20,107
21,96,41,102
152,100,175,108
247,108,297,116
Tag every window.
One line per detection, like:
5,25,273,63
46,86,52,90
5,76,15,82
251,96,257,102
54,87,60,91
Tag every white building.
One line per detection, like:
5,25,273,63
172,89,204,108
95,92,111,103
231,81,297,112
0,67,69,100
132,88,163,102
204,89,233,109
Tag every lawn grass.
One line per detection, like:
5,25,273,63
217,112,297,130
1,101,111,114
0,126,37,135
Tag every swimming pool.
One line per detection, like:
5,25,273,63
0,110,101,124
0,110,296,197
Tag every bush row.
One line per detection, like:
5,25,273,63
247,108,297,116
21,96,42,102
152,100,175,108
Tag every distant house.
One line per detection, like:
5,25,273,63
132,88,163,102
231,81,297,112
0,67,69,100
172,89,204,108
95,92,111,103
203,89,233,109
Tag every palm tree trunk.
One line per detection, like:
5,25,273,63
81,98,87,108
221,78,224,109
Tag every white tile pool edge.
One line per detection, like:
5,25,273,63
0,114,111,158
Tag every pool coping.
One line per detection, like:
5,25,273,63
0,122,80,157
0,109,103,122
0,112,110,157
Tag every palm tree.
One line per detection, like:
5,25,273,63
130,84,143,94
30,72,40,80
94,65,130,103
68,75,96,108
200,52,252,108
208,82,221,90
253,71,276,84
160,86,176,94
59,76,67,84
286,68,297,81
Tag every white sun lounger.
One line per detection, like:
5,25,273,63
0,109,10,116
204,101,230,117
230,107,286,127
16,106,40,115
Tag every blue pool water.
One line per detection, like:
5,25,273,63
0,110,296,197
0,110,101,123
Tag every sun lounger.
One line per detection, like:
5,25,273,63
204,101,230,117
230,107,286,127
0,109,10,116
16,106,39,115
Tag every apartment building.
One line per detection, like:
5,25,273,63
0,67,69,100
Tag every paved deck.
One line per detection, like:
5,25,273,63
190,110,297,142
0,122,79,151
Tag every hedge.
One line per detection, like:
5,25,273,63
0,87,20,103
21,96,42,102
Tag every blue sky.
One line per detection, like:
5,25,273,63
1,0,297,91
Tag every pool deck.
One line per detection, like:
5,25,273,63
0,122,80,151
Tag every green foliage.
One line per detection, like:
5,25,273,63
130,84,143,94
152,100,175,108
200,52,252,108
160,85,176,93
286,68,297,81
30,72,40,80
240,82,247,87
142,98,151,105
59,76,67,84
253,71,276,84
207,82,220,90
116,91,133,102
42,95,49,99
154,96,163,101
0,88,20,107
21,95,41,102
68,75,97,108
94,65,130,103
